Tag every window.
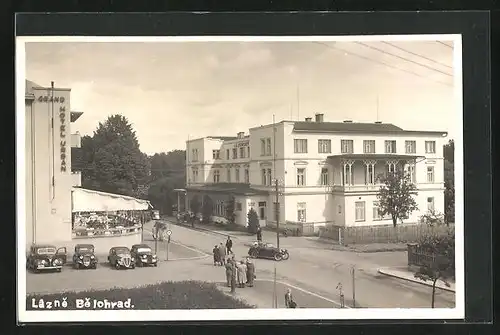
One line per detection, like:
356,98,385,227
212,150,220,160
294,139,308,153
266,138,272,156
385,140,396,153
192,169,198,183
320,168,329,185
338,205,342,214
247,146,250,158
297,168,306,186
426,166,435,183
342,164,353,185
232,148,238,159
273,202,280,222
355,201,366,222
244,168,250,183
226,149,230,160
425,141,436,154
258,202,266,220
227,168,232,182
239,147,245,158
318,139,331,153
267,168,272,186
261,169,267,185
235,168,240,182
341,140,354,154
365,164,375,184
427,197,435,212
297,202,306,222
387,162,396,175
213,170,220,183
405,140,416,154
260,139,266,156
404,164,416,183
191,149,199,162
236,202,242,211
373,201,382,220
363,140,376,153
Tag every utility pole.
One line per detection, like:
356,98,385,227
351,266,356,308
273,114,280,249
273,263,278,308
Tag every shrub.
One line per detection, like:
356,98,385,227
247,208,260,234
27,280,253,310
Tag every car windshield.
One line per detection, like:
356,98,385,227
265,243,275,248
137,247,151,253
77,247,94,253
37,247,56,255
115,248,129,254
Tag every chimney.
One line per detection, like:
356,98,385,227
305,117,312,122
315,113,324,122
374,121,382,124
343,120,353,123
237,132,245,138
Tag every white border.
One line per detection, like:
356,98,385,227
17,34,464,323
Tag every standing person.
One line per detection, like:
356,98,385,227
212,245,219,266
237,261,247,288
285,288,293,308
230,258,237,293
226,236,233,255
224,258,233,287
246,257,255,287
219,242,226,266
256,227,262,242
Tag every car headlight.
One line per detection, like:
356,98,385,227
90,255,95,259
152,255,157,258
131,257,135,261
53,259,61,265
79,255,83,259
37,260,44,265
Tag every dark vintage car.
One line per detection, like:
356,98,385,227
248,242,290,261
72,244,98,269
107,246,135,270
130,244,158,267
26,245,67,273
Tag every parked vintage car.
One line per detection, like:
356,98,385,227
72,244,98,269
248,242,290,261
26,244,67,273
107,246,135,269
130,244,158,267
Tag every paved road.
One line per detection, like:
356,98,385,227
161,221,455,309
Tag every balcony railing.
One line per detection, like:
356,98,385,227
331,184,383,192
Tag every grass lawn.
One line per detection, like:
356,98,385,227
27,280,254,310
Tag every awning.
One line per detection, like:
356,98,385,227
72,187,152,212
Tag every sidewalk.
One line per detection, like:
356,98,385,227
307,237,408,253
377,267,455,293
162,217,244,240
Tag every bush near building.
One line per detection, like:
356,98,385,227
247,208,260,234
27,281,253,310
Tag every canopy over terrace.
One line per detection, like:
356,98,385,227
72,187,152,212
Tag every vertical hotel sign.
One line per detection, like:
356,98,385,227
37,95,67,172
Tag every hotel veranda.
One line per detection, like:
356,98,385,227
185,113,447,230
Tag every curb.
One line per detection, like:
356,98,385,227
377,269,455,293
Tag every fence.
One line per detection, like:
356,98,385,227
319,223,454,245
72,224,142,238
407,243,456,280
266,221,331,236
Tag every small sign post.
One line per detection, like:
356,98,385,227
166,230,172,261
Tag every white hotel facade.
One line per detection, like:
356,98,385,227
185,113,447,229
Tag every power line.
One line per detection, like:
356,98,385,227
354,41,453,77
381,41,453,69
312,42,452,87
437,41,453,49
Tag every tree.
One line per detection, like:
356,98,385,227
419,210,446,227
247,208,260,234
443,140,455,224
201,195,213,224
190,195,201,215
377,169,419,227
225,196,236,225
80,115,150,197
414,231,455,308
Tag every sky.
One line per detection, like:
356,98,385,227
24,38,458,155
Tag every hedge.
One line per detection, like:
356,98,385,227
27,280,254,310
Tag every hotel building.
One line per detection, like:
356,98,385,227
185,113,447,229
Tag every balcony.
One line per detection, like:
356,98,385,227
71,132,81,148
331,184,383,193
71,171,82,187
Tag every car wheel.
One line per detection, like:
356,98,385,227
115,262,121,270
282,252,290,260
131,264,135,269
57,268,62,272
250,250,258,258
274,253,283,261
92,264,97,269
154,263,158,267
